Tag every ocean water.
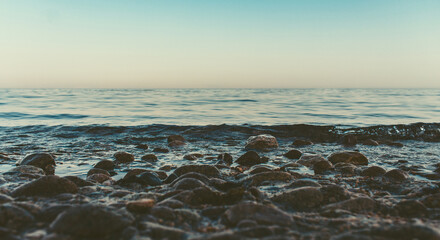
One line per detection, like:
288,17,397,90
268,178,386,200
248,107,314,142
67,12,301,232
0,88,439,127
0,88,439,179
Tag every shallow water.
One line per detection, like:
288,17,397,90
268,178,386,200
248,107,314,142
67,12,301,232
1,88,439,126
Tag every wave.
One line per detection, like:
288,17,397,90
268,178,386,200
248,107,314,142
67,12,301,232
1,122,439,142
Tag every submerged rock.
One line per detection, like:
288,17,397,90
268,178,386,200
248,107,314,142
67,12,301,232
283,149,302,160
313,160,333,174
292,139,313,146
168,135,186,147
12,176,78,197
245,134,279,151
236,151,267,167
328,151,368,165
50,204,134,238
217,153,233,165
141,154,158,162
17,153,56,175
114,152,134,164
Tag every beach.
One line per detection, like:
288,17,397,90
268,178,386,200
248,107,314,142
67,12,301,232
0,121,440,239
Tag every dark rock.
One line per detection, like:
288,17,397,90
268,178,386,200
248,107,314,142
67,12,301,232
249,165,274,175
184,153,203,160
156,199,184,209
137,172,162,186
93,160,115,171
394,200,427,217
218,153,233,165
173,165,221,178
363,139,379,146
334,163,357,175
283,150,302,160
140,221,187,240
87,168,110,176
328,151,368,165
174,178,207,190
296,155,325,167
361,166,386,177
153,147,170,153
126,199,155,213
245,134,279,151
0,194,13,204
151,206,176,221
170,172,210,186
0,204,34,229
384,169,409,182
243,172,293,186
313,160,333,174
6,165,45,176
168,135,186,143
421,193,440,208
320,185,350,204
141,154,158,162
114,152,134,164
236,151,267,167
135,144,149,150
12,176,78,197
50,204,134,238
39,205,72,223
17,153,56,175
324,197,376,213
368,224,440,240
292,139,313,146
222,202,293,227
201,206,228,220
271,187,323,209
87,173,112,183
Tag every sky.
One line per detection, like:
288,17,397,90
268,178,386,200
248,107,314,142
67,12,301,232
0,0,439,88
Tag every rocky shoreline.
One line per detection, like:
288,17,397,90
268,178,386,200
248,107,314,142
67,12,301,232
1,127,440,239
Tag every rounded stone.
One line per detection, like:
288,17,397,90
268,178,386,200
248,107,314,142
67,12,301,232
50,204,134,238
235,151,267,167
114,152,134,164
12,176,78,197
93,160,115,171
245,134,279,151
361,166,386,177
283,150,302,160
328,151,368,165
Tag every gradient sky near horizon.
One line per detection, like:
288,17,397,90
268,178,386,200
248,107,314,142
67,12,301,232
1,1,439,88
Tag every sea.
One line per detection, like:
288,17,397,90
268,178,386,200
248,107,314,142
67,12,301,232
0,88,439,127
0,88,439,178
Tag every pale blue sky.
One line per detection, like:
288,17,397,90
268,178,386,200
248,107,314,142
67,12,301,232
1,0,439,88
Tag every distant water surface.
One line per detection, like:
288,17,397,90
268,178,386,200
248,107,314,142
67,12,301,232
0,88,439,127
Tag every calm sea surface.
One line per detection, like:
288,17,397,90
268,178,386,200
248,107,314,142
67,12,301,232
0,88,439,127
